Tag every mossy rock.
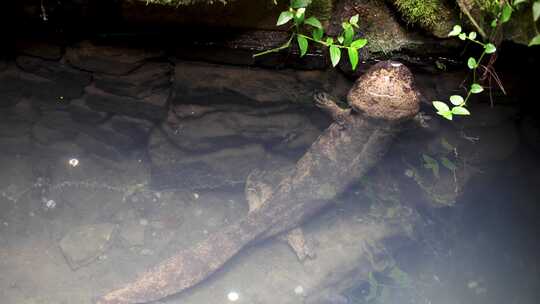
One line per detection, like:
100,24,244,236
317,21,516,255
387,0,458,38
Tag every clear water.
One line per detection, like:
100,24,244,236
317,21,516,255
1,64,539,304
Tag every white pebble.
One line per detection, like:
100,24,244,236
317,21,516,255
294,285,305,296
193,193,199,199
45,199,56,209
68,158,79,167
227,291,239,302
139,219,149,226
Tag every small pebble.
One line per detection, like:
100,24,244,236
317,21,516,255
193,193,199,200
227,291,239,302
294,285,305,296
45,199,56,209
68,158,79,167
139,219,148,226
140,248,154,256
467,281,478,289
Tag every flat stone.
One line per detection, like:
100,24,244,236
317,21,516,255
93,61,173,99
16,56,92,102
0,71,27,108
119,220,146,247
174,61,350,104
84,85,168,121
16,40,63,60
164,104,323,153
65,41,164,75
69,98,109,125
59,223,116,270
32,111,80,145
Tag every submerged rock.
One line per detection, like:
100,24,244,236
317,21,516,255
84,85,168,121
93,61,173,100
174,61,350,104
65,41,164,75
59,223,116,270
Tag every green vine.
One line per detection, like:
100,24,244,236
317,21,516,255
433,0,539,120
253,0,368,70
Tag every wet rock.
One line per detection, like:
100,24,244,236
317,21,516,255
166,199,418,304
0,71,27,107
69,98,109,124
78,115,152,158
59,223,116,270
0,108,33,138
16,40,63,60
149,131,267,190
119,220,146,247
16,55,92,102
0,136,33,155
93,61,173,99
84,85,168,121
461,123,520,164
163,105,322,153
65,41,164,75
32,111,80,145
174,61,350,104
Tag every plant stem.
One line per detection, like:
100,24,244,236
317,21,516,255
252,35,294,58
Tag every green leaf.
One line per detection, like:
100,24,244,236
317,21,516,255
533,1,540,21
297,35,308,57
326,37,334,45
441,157,457,171
329,45,341,67
491,19,498,28
529,34,540,46
501,3,513,23
467,57,477,69
452,106,471,115
291,0,311,9
422,154,437,166
458,33,467,40
440,111,453,120
304,16,323,29
422,154,440,178
468,31,477,40
513,0,528,6
433,101,450,112
470,83,484,94
348,47,359,70
312,28,324,41
277,11,294,26
343,26,354,46
450,95,464,105
294,7,306,24
484,43,497,54
448,25,462,36
351,38,367,48
349,14,359,25
337,36,344,44
441,138,455,151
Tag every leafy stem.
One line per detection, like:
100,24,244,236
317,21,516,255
252,0,367,70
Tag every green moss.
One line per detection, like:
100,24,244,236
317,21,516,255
476,0,499,12
393,0,442,27
390,0,457,37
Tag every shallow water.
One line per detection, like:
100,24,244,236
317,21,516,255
1,62,539,304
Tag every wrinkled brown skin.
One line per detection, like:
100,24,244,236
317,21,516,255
95,61,420,304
